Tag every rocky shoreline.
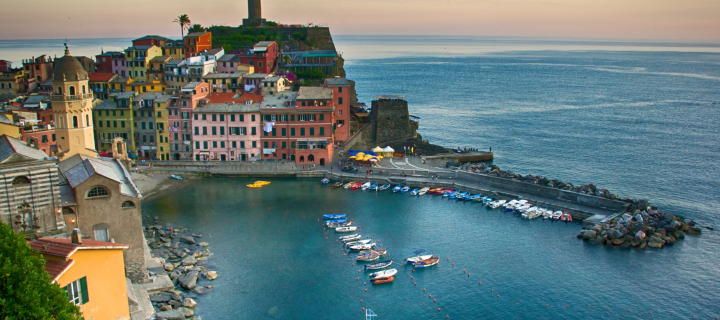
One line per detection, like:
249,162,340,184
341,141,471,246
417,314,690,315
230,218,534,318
144,216,218,320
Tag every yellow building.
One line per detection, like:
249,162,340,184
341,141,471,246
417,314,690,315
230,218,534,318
31,234,130,320
163,40,185,60
125,75,166,94
134,92,172,160
0,68,25,95
125,45,162,82
0,113,22,138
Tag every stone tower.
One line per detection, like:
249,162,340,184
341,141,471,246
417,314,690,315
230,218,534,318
52,46,98,160
243,0,266,26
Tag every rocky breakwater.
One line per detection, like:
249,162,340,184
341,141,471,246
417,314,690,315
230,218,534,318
576,204,703,249
144,216,218,320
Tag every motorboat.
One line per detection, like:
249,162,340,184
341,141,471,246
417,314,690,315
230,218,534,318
332,182,344,188
466,194,482,202
340,234,361,242
343,182,355,189
349,243,376,251
472,196,488,203
410,188,420,195
428,187,443,194
359,249,387,256
482,197,493,205
443,190,457,198
323,214,346,220
404,249,434,265
561,212,573,222
371,276,394,284
345,239,372,247
439,189,453,196
552,211,563,220
369,268,397,279
379,184,391,191
336,226,358,233
360,182,372,190
171,175,184,180
418,187,430,196
400,186,410,194
414,256,440,268
321,178,330,184
351,182,363,190
327,222,352,228
325,219,347,225
489,200,507,209
369,183,379,191
365,260,392,270
455,192,469,200
357,254,381,262
542,209,554,219
392,185,402,193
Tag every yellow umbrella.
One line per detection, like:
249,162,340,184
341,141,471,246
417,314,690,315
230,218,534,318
356,152,365,157
377,156,384,159
348,156,357,159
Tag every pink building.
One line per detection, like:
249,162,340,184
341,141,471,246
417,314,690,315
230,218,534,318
191,92,263,161
324,78,351,142
217,54,240,73
168,82,210,160
95,51,127,77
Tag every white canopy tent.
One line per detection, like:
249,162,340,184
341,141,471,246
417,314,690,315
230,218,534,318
381,146,395,158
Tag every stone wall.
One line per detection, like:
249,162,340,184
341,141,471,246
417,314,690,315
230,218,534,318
0,161,63,235
371,98,416,145
342,122,376,151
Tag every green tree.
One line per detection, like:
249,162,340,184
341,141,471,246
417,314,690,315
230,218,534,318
0,223,82,320
188,24,204,33
173,14,191,38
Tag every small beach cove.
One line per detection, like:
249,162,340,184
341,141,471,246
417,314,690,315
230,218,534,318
142,177,719,319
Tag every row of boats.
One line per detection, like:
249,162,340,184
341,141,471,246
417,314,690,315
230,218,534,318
324,214,440,285
323,179,575,222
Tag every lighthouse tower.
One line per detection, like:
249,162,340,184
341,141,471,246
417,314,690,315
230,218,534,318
243,0,266,26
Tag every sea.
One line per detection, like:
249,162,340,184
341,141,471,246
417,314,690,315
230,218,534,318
3,35,719,319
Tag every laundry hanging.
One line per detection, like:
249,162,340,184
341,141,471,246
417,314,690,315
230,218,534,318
263,121,276,133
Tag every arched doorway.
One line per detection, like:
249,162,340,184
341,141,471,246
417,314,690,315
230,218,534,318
319,158,325,166
174,153,181,160
308,154,315,162
299,155,304,162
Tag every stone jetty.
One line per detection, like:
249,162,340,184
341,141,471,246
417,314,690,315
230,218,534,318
576,203,702,249
144,216,218,319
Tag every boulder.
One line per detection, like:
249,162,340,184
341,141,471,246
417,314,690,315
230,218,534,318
634,214,643,223
612,238,625,246
156,309,185,320
612,229,624,240
663,237,675,246
159,305,172,311
150,293,173,303
182,256,197,266
172,293,182,301
588,238,602,245
669,220,681,230
635,230,646,240
179,271,199,290
164,263,175,272
687,227,702,235
199,242,209,247
169,300,182,308
183,298,197,309
582,230,597,240
648,239,664,248
672,230,685,239
192,286,206,295
179,307,195,318
205,271,218,280
181,236,195,245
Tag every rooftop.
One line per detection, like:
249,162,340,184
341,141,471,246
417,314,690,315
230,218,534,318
133,35,173,42
89,73,117,82
325,78,350,86
205,92,263,104
244,73,270,79
185,32,210,38
125,45,154,51
297,87,333,100
30,238,129,258
263,76,282,82
202,48,224,56
181,82,203,91
203,72,244,79
93,101,119,110
260,92,298,109
255,41,275,47
218,54,239,62
149,56,173,63
111,91,138,100
58,154,142,198
0,135,49,164
23,95,50,105
136,92,173,101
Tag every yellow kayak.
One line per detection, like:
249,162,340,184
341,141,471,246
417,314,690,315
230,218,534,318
247,181,272,188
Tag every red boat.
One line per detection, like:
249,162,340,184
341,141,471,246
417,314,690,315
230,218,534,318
561,212,573,222
428,187,443,194
350,182,363,190
372,276,394,285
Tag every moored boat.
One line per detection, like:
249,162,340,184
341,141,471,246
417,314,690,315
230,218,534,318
466,194,481,202
379,184,391,191
327,221,352,228
351,182,363,190
360,182,371,190
171,174,184,180
428,187,443,194
392,185,402,192
325,219,347,225
340,234,361,242
343,182,355,189
418,187,430,196
410,188,420,195
404,250,433,265
345,239,372,247
414,256,440,268
332,182,344,188
349,243,376,251
482,197,493,204
489,200,507,209
371,276,394,284
552,211,562,220
400,186,410,193
369,268,397,279
359,249,387,256
365,260,392,270
356,254,381,261
336,226,358,233
323,214,346,220
369,183,379,190
456,192,469,200
448,191,460,199
561,212,573,222
442,190,455,197
320,178,329,184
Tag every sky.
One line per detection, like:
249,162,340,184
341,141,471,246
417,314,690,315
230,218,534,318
0,0,719,40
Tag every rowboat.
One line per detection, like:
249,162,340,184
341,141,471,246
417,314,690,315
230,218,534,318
400,186,410,193
345,239,372,247
369,183,379,190
455,192,469,200
472,196,487,203
343,182,355,189
332,182,344,188
418,187,430,195
392,185,402,192
542,209,554,219
371,276,394,284
379,184,391,191
447,191,460,199
414,256,440,268
339,234,361,241
351,182,363,190
320,178,329,184
171,174,184,180
336,226,358,233
560,212,573,222
442,190,455,197
327,222,352,228
364,260,392,270
552,211,563,220
410,188,420,195
360,182,371,190
349,243,376,251
323,214,346,220
325,219,347,225
482,197,493,204
428,187,443,194
369,268,397,279
466,194,481,202
357,254,381,261
489,200,507,209
405,254,433,265
359,249,387,256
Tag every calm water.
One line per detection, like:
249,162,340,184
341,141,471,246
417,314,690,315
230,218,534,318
145,177,719,319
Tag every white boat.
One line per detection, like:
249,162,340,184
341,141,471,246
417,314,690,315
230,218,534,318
503,200,519,210
405,254,434,265
414,256,440,268
336,226,358,233
361,182,371,190
542,209,554,219
552,211,563,220
418,187,430,196
368,268,397,279
340,233,360,240
489,200,507,209
521,207,537,219
349,243,376,251
345,239,372,247
410,188,420,195
340,234,362,242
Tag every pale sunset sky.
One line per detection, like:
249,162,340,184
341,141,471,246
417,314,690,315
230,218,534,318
1,0,718,40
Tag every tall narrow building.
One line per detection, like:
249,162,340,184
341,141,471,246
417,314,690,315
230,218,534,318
243,0,266,26
52,46,98,159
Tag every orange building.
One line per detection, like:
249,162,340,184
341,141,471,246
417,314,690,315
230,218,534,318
31,232,131,320
184,32,212,58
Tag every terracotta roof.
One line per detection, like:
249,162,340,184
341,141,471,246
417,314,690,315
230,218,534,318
89,73,116,82
44,259,74,283
205,92,263,104
30,238,130,258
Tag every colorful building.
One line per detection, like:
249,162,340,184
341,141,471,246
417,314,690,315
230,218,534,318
191,92,263,161
237,41,278,74
124,75,166,94
22,126,56,156
37,108,55,126
260,87,335,165
74,56,96,74
0,68,25,95
324,78,351,142
168,82,210,160
203,72,245,93
0,113,22,138
93,92,137,154
280,50,340,77
30,236,131,320
260,76,286,96
0,59,11,72
132,35,172,47
23,55,54,93
162,40,185,60
95,51,126,77
124,45,162,82
217,54,240,73
184,32,212,58
88,72,119,100
134,92,172,160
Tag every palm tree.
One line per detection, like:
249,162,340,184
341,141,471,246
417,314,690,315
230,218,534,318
173,14,191,38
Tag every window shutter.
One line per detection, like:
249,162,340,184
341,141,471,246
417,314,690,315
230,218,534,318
80,277,89,304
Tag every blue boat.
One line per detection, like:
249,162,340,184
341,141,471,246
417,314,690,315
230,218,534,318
409,188,420,195
379,184,391,191
456,192,469,200
369,183,379,190
320,178,329,184
323,214,346,220
466,194,482,202
448,191,460,199
400,186,410,193
325,219,347,224
392,185,402,192
482,197,493,204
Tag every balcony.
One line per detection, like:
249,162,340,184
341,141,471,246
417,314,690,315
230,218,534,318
50,93,94,101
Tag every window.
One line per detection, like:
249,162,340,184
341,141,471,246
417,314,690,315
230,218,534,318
73,116,79,128
113,121,117,128
194,114,198,120
203,127,207,135
195,141,200,149
320,127,325,135
230,114,235,121
64,277,88,306
339,97,343,105
212,114,217,121
94,228,109,242
12,176,31,185
98,121,103,128
291,115,295,121
272,128,276,137
251,127,256,135
251,115,255,122
220,114,225,121
203,141,208,149
240,141,245,148
232,141,237,148
239,115,244,122
252,141,257,148
220,127,225,135
320,114,324,121
281,128,286,136
211,127,217,135
212,141,217,148
202,114,207,120
264,141,268,148
122,201,135,208
282,141,286,149
300,128,305,136
87,186,109,198
121,121,125,128
194,127,199,135
291,128,295,136
339,110,343,116
220,141,225,148
310,128,315,136
52,134,56,141
141,122,146,130
339,87,343,93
